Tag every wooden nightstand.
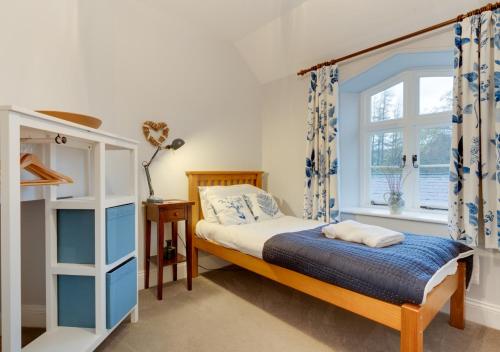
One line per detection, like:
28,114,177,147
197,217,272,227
144,200,194,300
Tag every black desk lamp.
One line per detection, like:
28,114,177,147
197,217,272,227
142,138,185,203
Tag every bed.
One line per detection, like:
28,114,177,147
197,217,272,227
186,171,469,352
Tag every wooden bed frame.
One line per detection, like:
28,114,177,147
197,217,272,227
186,171,466,352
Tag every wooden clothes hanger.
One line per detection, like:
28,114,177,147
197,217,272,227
20,153,73,186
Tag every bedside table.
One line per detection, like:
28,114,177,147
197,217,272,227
144,200,194,300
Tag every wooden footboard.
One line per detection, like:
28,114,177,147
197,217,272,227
186,171,467,352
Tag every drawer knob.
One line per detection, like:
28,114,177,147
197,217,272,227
174,212,179,216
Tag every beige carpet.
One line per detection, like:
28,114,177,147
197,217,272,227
97,267,500,352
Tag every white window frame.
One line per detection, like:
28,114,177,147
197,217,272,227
360,68,453,212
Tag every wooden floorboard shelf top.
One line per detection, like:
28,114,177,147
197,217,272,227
22,328,100,352
149,253,186,267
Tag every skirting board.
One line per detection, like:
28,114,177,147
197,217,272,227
22,305,46,328
0,305,46,332
466,298,500,330
441,297,500,331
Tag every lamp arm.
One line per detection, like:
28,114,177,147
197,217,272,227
142,146,162,197
144,146,162,167
143,164,155,197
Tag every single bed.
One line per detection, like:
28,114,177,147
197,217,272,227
186,171,470,352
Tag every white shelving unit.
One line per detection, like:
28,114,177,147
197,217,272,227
0,106,139,352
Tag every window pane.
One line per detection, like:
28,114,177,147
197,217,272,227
419,77,453,115
370,130,403,204
419,127,451,209
370,82,403,122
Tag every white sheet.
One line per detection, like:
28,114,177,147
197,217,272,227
196,216,324,258
196,216,473,303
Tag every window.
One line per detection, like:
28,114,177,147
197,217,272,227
361,70,453,211
370,82,404,122
418,127,451,209
419,77,453,114
369,130,403,204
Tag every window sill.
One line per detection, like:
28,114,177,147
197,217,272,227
341,207,448,225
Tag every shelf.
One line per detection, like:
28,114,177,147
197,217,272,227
0,106,140,352
105,252,136,272
50,263,96,276
149,253,186,267
49,196,95,209
48,195,136,210
22,327,100,352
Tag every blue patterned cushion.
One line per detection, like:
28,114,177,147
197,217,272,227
243,192,283,221
209,195,255,225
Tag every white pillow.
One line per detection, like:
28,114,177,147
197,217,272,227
243,192,283,221
209,195,255,225
198,184,261,223
198,187,219,223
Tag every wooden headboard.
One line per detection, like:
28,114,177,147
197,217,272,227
185,171,263,232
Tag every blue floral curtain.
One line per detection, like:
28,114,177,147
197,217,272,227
449,10,500,249
304,65,340,223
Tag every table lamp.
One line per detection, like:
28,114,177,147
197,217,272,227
142,138,185,203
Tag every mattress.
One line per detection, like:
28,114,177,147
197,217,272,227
196,216,324,258
195,216,472,303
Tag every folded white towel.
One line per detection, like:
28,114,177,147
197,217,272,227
322,220,404,248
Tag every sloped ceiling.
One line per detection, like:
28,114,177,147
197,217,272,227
140,0,307,41
143,0,491,84
235,0,491,84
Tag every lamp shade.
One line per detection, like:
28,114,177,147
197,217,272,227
170,138,185,150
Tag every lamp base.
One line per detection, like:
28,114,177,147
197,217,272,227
146,195,164,203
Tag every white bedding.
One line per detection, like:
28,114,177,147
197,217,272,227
196,216,324,258
196,216,471,303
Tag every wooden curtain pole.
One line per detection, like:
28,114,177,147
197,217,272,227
297,1,500,76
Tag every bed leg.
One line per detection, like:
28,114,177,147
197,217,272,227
449,261,466,329
192,247,199,278
400,304,423,352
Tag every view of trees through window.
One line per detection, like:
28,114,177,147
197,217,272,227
370,82,403,122
370,130,403,204
419,127,451,209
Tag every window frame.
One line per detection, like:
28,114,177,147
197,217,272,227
360,68,453,212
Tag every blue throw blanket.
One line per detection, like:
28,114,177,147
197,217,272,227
262,227,473,305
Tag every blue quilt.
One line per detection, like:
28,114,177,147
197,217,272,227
262,227,473,305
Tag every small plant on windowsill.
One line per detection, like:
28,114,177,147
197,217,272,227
382,165,411,215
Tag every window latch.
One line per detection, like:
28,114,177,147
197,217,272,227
412,154,419,168
401,155,406,168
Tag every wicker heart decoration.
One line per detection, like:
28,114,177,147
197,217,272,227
142,121,170,147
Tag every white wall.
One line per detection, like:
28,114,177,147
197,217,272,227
0,0,89,311
77,0,262,272
1,0,262,317
261,29,500,330
0,0,88,111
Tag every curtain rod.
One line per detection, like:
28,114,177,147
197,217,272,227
297,2,500,76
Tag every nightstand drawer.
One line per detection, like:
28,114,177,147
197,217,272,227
165,207,185,221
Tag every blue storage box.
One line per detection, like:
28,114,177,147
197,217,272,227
106,204,135,264
57,209,95,264
58,275,95,328
57,204,135,265
106,257,137,329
